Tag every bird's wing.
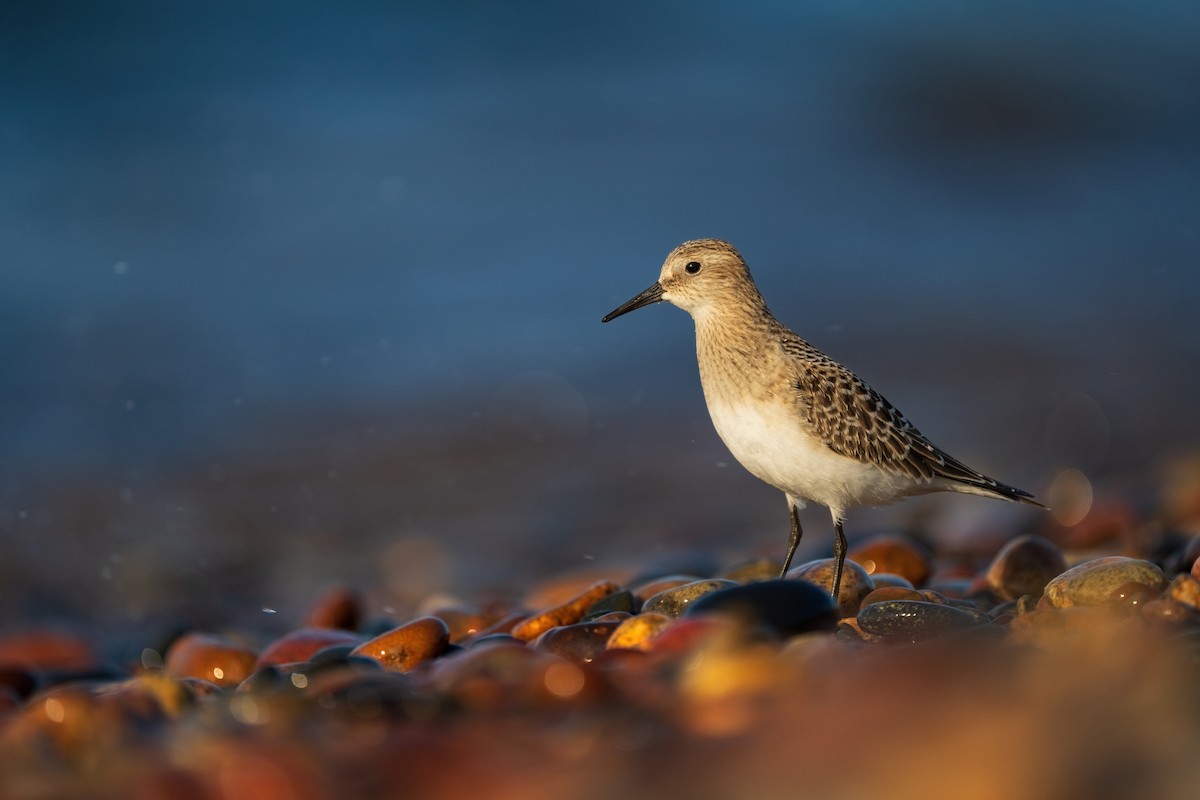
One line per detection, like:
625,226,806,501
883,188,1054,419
785,338,1035,500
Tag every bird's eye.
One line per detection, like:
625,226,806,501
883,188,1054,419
684,261,702,275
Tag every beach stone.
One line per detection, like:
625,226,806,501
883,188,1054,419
607,613,672,651
257,628,363,669
641,579,739,618
534,621,623,663
785,559,874,617
512,581,620,642
648,617,726,655
868,573,915,589
684,579,838,637
1107,581,1161,611
351,616,450,672
847,533,932,586
630,574,704,603
857,600,980,643
1043,557,1167,609
718,557,781,584
1141,598,1200,626
985,534,1068,601
0,630,99,672
424,607,492,642
585,590,637,619
165,633,257,688
859,586,925,610
305,585,361,631
1167,573,1200,610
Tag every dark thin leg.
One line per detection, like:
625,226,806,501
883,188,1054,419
831,517,848,600
779,503,803,579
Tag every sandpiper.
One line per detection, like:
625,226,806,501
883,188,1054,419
602,238,1044,599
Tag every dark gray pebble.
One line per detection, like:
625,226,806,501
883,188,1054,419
684,579,838,637
857,600,981,642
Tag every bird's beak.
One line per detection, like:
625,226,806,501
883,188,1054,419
602,282,664,323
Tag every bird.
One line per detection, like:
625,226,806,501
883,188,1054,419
601,238,1045,600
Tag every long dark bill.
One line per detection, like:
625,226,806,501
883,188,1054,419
601,282,664,323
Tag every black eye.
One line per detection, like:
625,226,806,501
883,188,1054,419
684,261,701,275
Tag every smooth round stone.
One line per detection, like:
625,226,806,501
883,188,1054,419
846,533,932,586
305,585,361,631
534,621,623,663
868,573,915,590
606,613,672,651
1168,574,1200,610
256,628,363,669
785,559,874,617
985,534,1068,601
584,590,637,619
164,633,257,688
1141,598,1200,626
683,579,837,637
1107,581,1160,611
641,579,739,618
512,581,621,642
717,557,782,584
859,586,925,610
630,574,705,603
424,607,492,642
1043,557,1168,609
0,630,99,673
351,616,451,672
857,600,981,642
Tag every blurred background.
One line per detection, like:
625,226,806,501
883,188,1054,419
1,1,1198,637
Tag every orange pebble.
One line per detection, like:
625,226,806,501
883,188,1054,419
350,616,450,672
511,581,620,643
164,633,257,688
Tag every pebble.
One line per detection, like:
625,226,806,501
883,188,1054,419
305,585,362,631
606,613,672,651
1107,581,1161,611
0,630,99,672
257,628,364,669
584,589,638,618
630,574,704,604
641,579,739,618
534,621,624,663
1167,574,1200,610
512,581,621,642
683,579,838,637
857,600,981,643
717,557,781,584
985,534,1068,601
350,616,450,672
846,533,932,586
164,633,257,688
785,559,874,617
1043,557,1168,609
868,573,915,589
859,586,925,609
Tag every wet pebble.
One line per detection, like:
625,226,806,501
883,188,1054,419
585,589,638,619
847,533,932,586
684,579,838,637
718,557,781,584
1167,573,1200,610
868,573,915,589
859,586,925,610
534,621,624,663
857,600,981,643
630,574,704,604
350,616,450,672
606,613,672,651
305,585,361,631
985,534,1068,601
641,579,739,617
257,628,363,669
1043,557,1168,609
512,581,621,642
165,633,257,688
785,558,874,617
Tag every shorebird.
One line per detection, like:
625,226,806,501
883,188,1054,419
602,238,1044,600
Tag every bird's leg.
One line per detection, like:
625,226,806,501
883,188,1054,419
831,516,848,600
779,502,803,579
